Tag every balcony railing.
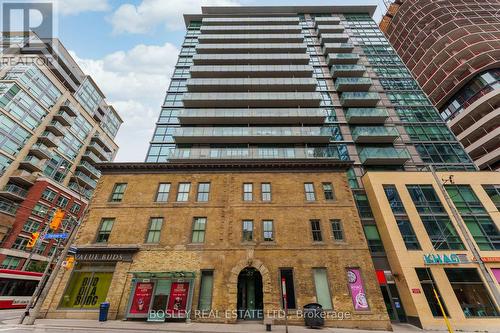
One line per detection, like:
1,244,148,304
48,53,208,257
9,170,36,186
0,199,18,216
340,92,380,107
202,17,299,25
331,65,366,77
77,160,101,179
186,77,317,92
169,147,345,160
359,147,410,165
19,155,45,172
198,34,304,43
189,65,314,78
73,171,97,188
87,142,110,160
0,183,28,201
352,126,399,143
314,16,341,25
192,53,311,65
200,25,302,34
335,77,372,91
68,182,93,199
46,120,66,136
195,43,307,54
60,100,78,116
327,53,360,65
182,92,322,108
29,143,52,159
38,131,60,147
345,108,389,124
320,33,349,43
53,110,74,126
316,25,344,33
323,43,354,53
82,151,102,163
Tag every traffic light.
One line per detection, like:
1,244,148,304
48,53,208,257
26,232,39,248
49,209,65,230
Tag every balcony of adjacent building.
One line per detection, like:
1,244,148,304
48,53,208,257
316,25,344,33
182,92,322,108
76,160,101,180
345,108,389,124
197,34,304,43
340,92,380,107
29,143,52,160
192,53,311,65
319,33,349,44
202,17,300,25
38,131,61,147
87,142,110,161
352,126,400,143
323,43,354,53
0,198,18,216
81,151,104,164
200,25,302,34
178,108,327,125
45,120,67,137
72,171,97,189
331,65,366,77
173,126,332,144
19,155,46,173
195,43,307,54
0,183,29,201
359,147,411,165
186,78,317,92
315,16,341,25
169,146,344,161
52,110,74,126
59,100,78,116
189,65,314,78
335,77,372,91
9,170,37,187
91,133,114,154
327,53,360,65
68,182,93,199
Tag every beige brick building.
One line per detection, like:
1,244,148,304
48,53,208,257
40,161,390,330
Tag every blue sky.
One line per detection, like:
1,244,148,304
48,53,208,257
47,0,388,161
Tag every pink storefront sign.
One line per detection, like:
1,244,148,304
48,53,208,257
347,268,369,311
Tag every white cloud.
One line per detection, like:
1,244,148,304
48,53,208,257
69,42,179,161
56,0,111,15
109,0,240,34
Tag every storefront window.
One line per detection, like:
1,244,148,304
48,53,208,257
444,268,498,317
59,263,114,309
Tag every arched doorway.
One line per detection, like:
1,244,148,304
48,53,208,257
237,267,263,320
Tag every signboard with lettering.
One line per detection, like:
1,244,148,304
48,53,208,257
423,253,467,265
44,233,69,239
129,282,154,316
166,282,189,317
75,252,133,262
481,257,500,263
411,288,421,294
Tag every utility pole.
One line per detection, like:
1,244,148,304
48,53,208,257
429,165,500,310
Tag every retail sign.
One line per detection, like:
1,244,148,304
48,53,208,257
130,282,154,315
44,233,69,239
166,282,189,317
481,257,500,263
75,252,133,262
411,288,421,294
347,269,369,311
423,253,465,265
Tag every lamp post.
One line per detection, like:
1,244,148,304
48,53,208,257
21,166,89,325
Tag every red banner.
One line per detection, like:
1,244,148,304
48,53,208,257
129,282,154,314
167,282,189,316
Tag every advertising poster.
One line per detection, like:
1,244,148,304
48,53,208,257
166,282,189,316
347,268,369,311
129,282,154,314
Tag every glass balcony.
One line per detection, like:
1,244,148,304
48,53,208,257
29,143,52,159
186,78,317,93
0,199,18,216
323,43,354,53
327,53,360,65
60,100,78,116
352,126,400,143
202,17,299,25
19,155,45,172
200,25,302,34
73,171,97,188
9,170,36,186
169,147,344,160
345,108,389,124
315,16,341,25
359,147,411,165
182,92,322,108
0,183,28,201
87,142,110,160
92,133,113,153
38,131,60,147
320,33,349,43
77,160,101,179
82,151,102,163
53,110,74,126
335,77,372,91
340,92,380,107
189,65,314,78
173,126,332,144
69,182,93,199
192,53,311,65
198,34,304,43
46,120,66,136
196,43,307,54
316,25,344,33
179,108,327,125
331,65,366,77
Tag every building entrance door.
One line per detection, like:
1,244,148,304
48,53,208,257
237,267,263,320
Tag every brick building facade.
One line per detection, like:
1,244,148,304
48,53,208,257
40,161,390,329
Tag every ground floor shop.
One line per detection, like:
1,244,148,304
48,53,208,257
41,248,391,330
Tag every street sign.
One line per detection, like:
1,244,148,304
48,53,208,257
43,233,69,240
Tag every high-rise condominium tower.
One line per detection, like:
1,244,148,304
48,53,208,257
0,33,122,271
380,0,500,171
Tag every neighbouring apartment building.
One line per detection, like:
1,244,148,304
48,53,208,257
0,33,122,270
41,5,499,330
40,161,391,329
380,0,500,171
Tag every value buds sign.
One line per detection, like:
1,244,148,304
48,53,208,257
347,268,369,311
